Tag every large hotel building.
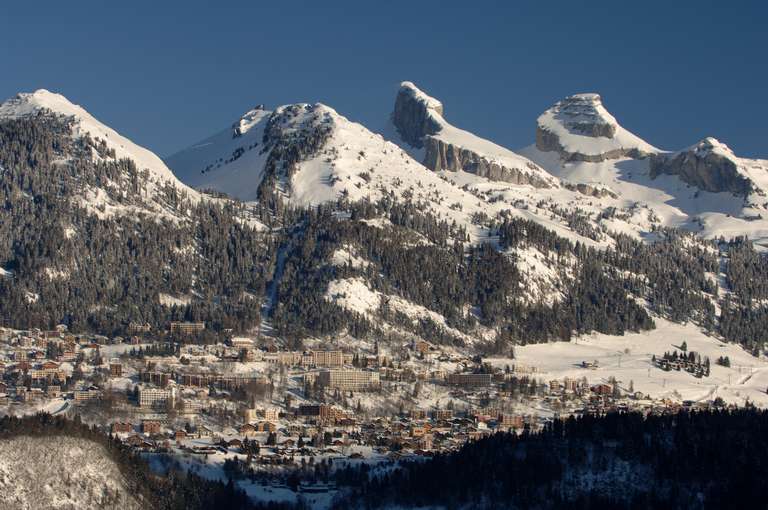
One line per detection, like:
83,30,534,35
317,369,380,391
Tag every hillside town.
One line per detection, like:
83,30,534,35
1,320,751,485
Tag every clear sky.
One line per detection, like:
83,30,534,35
1,0,766,158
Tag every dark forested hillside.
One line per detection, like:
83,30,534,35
332,408,768,510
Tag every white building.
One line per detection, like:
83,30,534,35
139,386,176,409
317,369,380,391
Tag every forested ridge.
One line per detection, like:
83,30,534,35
0,114,274,335
332,408,768,509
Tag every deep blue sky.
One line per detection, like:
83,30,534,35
1,1,766,158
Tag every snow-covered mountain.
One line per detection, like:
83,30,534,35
534,93,658,162
522,93,768,247
3,82,768,356
166,99,594,245
390,81,557,188
0,89,199,219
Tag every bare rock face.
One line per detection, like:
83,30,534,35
393,82,554,188
423,137,552,187
536,93,654,162
650,138,753,196
393,83,443,148
548,93,617,138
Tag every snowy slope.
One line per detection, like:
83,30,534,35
0,435,142,509
0,90,194,190
493,317,768,406
165,106,271,201
0,89,200,215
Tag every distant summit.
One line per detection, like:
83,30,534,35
535,93,658,162
392,81,557,188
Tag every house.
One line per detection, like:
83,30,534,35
197,425,214,438
109,361,122,377
257,421,277,433
239,423,257,436
174,430,187,441
142,420,162,435
447,373,492,388
169,322,205,335
111,422,134,434
590,383,613,396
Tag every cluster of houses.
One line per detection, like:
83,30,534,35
1,325,730,469
652,350,711,378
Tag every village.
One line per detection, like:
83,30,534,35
0,319,759,504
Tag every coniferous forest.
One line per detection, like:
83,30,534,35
331,408,768,509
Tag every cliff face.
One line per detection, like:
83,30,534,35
535,94,656,162
423,136,552,186
650,138,754,196
392,83,442,148
393,82,555,188
535,125,647,163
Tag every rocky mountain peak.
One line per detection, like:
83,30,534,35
392,81,557,188
546,93,618,138
232,104,268,138
536,93,658,162
392,81,443,148
649,136,758,196
690,137,735,158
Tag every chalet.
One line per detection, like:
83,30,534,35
590,383,613,396
174,430,187,441
257,421,277,433
111,422,134,434
142,420,162,435
197,425,214,438
125,434,144,447
239,423,258,436
414,340,431,355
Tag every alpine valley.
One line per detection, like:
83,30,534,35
4,80,768,509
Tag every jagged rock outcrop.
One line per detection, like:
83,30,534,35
650,137,754,196
423,137,550,185
393,81,556,188
393,84,442,148
536,93,657,162
562,181,618,199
